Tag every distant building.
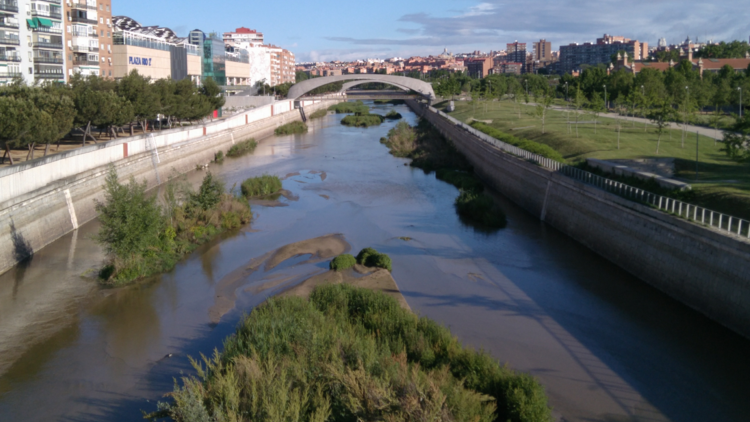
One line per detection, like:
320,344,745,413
506,42,527,66
559,34,648,74
532,39,552,62
612,50,750,77
466,57,493,78
491,62,523,75
222,27,263,49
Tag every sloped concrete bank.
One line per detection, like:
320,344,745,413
0,100,336,275
408,100,750,339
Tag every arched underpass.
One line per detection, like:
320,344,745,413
287,74,435,101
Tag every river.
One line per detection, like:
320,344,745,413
0,102,748,422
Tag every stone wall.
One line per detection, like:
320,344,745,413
0,100,336,275
408,100,750,339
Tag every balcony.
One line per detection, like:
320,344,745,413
32,26,62,34
0,54,20,62
73,57,98,66
71,1,95,10
0,37,20,46
0,1,18,13
71,45,97,53
34,71,64,79
34,56,63,64
31,10,62,19
0,20,19,29
33,41,62,49
70,15,96,25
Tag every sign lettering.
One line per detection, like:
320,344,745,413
128,56,153,66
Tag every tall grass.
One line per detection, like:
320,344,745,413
380,121,416,157
149,284,551,422
241,174,282,197
309,109,328,119
274,121,308,135
328,100,370,114
385,110,403,119
455,191,507,228
469,121,565,162
226,138,258,157
341,113,385,127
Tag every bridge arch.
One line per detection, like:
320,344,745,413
339,80,413,94
287,74,435,101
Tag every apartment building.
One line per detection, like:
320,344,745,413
267,44,294,85
63,0,100,78
223,27,262,49
532,39,552,62
29,0,65,83
505,42,527,65
0,0,25,85
465,56,493,78
559,34,648,74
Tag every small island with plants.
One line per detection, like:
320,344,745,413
95,168,251,285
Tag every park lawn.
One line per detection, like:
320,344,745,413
446,100,750,221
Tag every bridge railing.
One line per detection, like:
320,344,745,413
426,105,750,240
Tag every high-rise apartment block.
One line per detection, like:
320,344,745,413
559,34,648,74
63,0,112,79
532,39,552,62
506,42,527,64
223,27,263,49
268,44,294,85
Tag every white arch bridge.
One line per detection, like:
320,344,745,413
286,74,435,101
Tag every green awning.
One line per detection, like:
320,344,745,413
26,19,37,29
36,18,53,28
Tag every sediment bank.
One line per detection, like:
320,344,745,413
408,100,750,339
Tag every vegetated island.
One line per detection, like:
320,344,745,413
381,120,506,229
328,100,370,114
240,174,283,197
95,167,251,285
308,108,328,119
226,138,258,157
341,112,386,127
147,282,551,422
385,109,403,120
274,121,308,136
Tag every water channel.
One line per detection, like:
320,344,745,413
0,102,748,422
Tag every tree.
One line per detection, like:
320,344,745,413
30,88,76,156
572,86,586,136
200,77,225,113
534,89,553,134
588,91,605,134
118,70,160,134
0,96,35,165
721,114,750,161
649,100,676,154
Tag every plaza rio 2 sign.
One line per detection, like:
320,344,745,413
128,56,152,66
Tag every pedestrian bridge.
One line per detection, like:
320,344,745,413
287,74,435,101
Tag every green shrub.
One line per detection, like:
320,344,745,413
214,150,224,163
385,110,402,119
341,113,385,127
226,138,258,157
455,191,507,228
241,174,282,197
355,247,392,271
274,121,308,135
328,100,370,114
470,121,565,162
309,109,328,119
381,121,416,157
436,168,484,193
187,172,223,213
374,99,405,105
150,284,551,422
330,254,356,271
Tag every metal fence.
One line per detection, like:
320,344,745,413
428,106,750,240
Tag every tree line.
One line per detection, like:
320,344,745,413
0,70,225,165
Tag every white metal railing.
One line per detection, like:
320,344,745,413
427,105,750,240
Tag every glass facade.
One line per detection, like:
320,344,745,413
202,35,225,85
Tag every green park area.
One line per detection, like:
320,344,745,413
442,99,750,220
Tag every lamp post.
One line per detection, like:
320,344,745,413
603,84,607,111
524,79,528,97
565,81,568,102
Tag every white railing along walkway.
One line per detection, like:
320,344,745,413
428,106,750,240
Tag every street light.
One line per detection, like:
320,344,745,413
524,80,528,97
641,85,644,97
564,81,568,102
603,84,607,111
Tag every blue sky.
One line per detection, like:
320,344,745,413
116,0,750,62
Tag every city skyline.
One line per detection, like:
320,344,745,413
116,0,750,62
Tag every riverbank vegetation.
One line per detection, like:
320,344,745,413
341,112,386,127
330,253,356,271
381,119,507,229
226,138,257,157
95,168,250,285
374,99,406,105
355,247,392,271
328,100,369,114
309,109,328,119
385,110,403,119
469,121,565,162
241,174,282,197
149,283,550,422
274,121,308,135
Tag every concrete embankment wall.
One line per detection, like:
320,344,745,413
408,100,750,339
0,98,338,275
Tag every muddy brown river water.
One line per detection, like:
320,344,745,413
0,103,748,422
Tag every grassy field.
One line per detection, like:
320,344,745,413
444,100,750,220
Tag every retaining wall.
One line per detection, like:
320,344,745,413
0,99,337,275
409,100,750,339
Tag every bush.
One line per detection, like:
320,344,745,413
226,138,257,157
455,191,507,228
150,284,551,422
241,174,282,197
328,100,370,114
309,109,328,119
380,121,417,157
436,168,484,193
274,121,308,135
469,121,565,162
187,172,223,213
214,150,224,163
330,254,356,271
355,247,392,271
385,110,402,119
341,113,385,127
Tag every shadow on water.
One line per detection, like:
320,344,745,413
10,219,34,298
